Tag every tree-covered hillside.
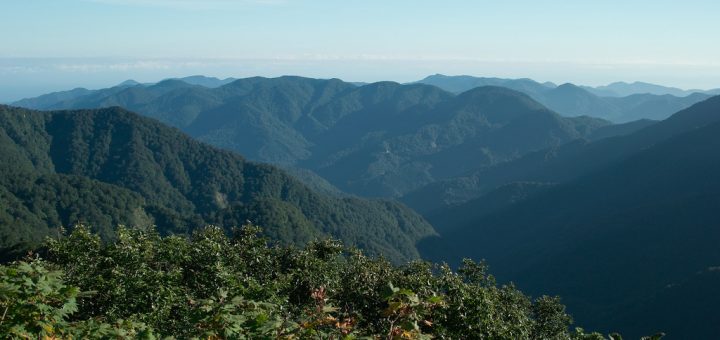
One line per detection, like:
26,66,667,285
13,77,614,198
0,105,434,263
418,96,720,338
403,95,720,214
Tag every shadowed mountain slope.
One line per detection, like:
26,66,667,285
417,96,720,338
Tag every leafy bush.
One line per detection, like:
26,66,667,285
0,224,659,339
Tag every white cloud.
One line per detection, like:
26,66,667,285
0,65,43,74
0,59,215,74
4,56,720,76
52,60,218,72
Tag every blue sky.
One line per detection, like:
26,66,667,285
2,0,720,102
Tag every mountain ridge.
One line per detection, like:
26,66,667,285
402,95,720,213
416,74,713,122
0,104,435,262
416,95,720,338
12,77,617,199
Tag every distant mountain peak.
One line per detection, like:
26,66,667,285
173,75,238,88
556,82,581,89
117,79,141,87
426,73,449,79
154,78,194,88
181,75,221,81
365,80,402,87
458,85,527,97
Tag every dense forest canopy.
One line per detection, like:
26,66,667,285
0,105,433,263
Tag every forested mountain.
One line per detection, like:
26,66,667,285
12,76,616,198
303,84,608,197
0,105,435,262
12,76,236,110
417,95,720,339
416,74,711,122
402,95,720,213
415,93,720,216
11,87,97,109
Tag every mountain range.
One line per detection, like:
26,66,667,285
0,104,434,263
9,75,720,337
416,74,714,122
417,95,720,339
585,81,720,97
13,76,632,199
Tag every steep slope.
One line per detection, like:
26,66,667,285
421,118,720,338
0,105,435,262
586,119,657,141
404,96,720,214
424,181,554,234
417,96,720,338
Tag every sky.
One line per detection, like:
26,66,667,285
2,0,720,102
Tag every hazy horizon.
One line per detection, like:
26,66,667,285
4,60,720,103
3,0,720,101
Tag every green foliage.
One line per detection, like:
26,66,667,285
0,224,643,339
531,296,573,340
640,333,666,340
381,282,441,340
0,104,435,263
188,291,296,339
0,259,79,337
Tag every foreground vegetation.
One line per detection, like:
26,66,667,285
0,224,664,339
